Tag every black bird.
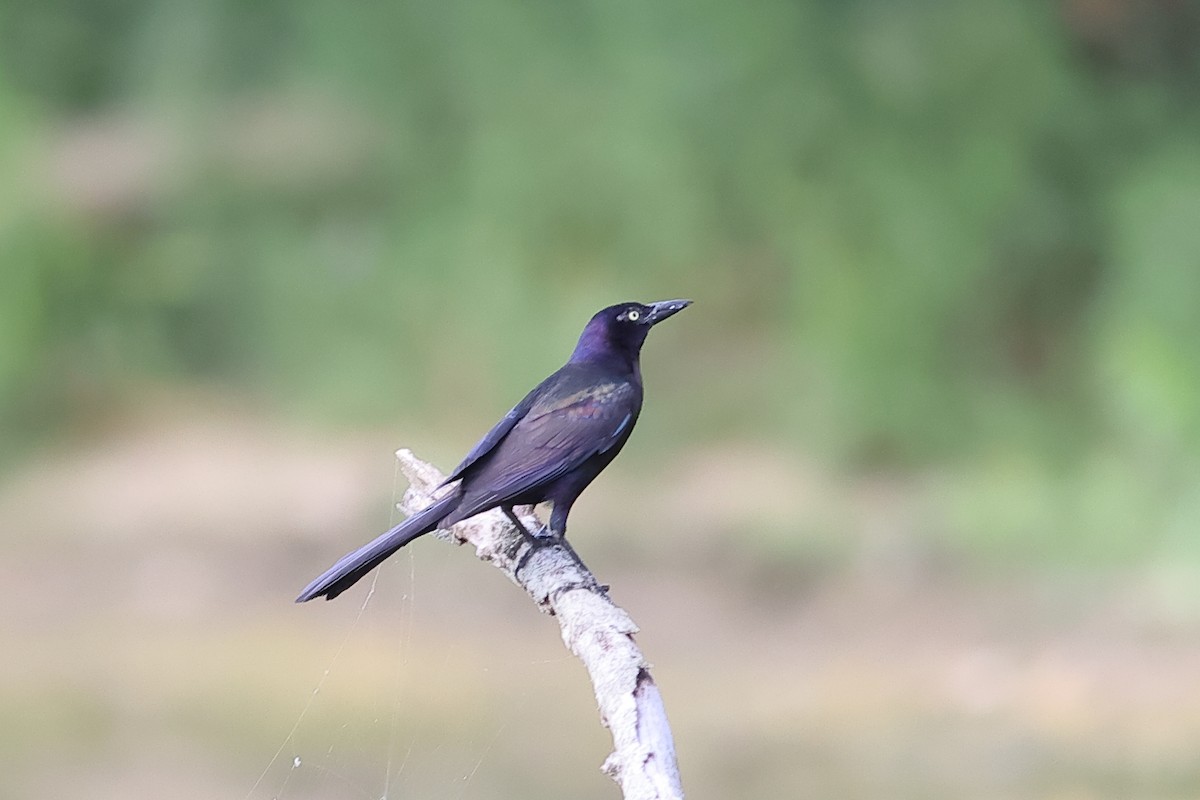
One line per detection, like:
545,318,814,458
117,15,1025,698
296,299,691,602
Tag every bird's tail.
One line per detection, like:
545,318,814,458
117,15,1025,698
295,489,461,602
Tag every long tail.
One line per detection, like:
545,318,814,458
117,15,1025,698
295,490,461,602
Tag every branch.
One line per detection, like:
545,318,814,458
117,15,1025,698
394,448,684,800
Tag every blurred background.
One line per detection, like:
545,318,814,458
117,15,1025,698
2,0,1199,797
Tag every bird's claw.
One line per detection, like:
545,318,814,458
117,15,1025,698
527,524,556,541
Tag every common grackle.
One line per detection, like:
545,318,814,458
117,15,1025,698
296,299,691,602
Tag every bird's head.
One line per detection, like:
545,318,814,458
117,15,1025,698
570,299,692,366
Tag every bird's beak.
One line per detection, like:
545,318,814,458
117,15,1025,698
645,298,692,325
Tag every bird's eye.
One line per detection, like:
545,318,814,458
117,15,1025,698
627,309,641,321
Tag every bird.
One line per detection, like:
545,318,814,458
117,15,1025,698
296,298,691,602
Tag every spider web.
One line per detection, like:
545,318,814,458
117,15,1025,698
245,461,509,800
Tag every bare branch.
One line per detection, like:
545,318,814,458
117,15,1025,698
395,448,684,800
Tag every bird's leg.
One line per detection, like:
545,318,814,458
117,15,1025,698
505,505,582,567
546,503,583,563
506,506,555,578
548,501,571,541
503,506,552,542
502,506,532,536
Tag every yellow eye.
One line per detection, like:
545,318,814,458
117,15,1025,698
627,309,641,321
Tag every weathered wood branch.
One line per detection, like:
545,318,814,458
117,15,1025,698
394,448,684,800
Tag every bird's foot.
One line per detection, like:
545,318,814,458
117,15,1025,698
512,525,554,578
528,523,556,541
503,507,551,542
551,533,582,564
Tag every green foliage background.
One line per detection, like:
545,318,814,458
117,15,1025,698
2,0,1198,560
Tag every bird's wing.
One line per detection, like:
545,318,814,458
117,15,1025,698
457,380,639,511
439,383,543,487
